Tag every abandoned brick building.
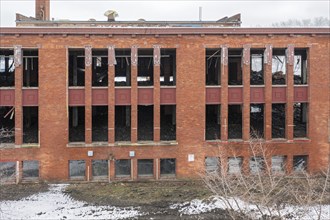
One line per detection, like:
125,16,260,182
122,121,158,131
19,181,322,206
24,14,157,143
0,0,329,182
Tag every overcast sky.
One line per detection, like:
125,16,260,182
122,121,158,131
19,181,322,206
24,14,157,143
0,0,329,27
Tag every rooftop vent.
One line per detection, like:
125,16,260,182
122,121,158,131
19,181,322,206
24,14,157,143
104,10,118,22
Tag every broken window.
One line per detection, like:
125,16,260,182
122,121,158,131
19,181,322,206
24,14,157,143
294,103,307,138
138,49,153,86
250,50,264,85
115,159,131,177
69,106,85,142
0,162,16,181
138,105,153,141
205,49,221,85
205,105,220,140
228,49,242,85
271,155,286,174
92,160,108,177
115,106,131,142
272,49,286,85
160,105,176,141
293,155,308,172
228,105,242,139
161,49,176,86
92,106,108,142
68,49,85,86
249,157,265,174
250,104,264,138
23,107,38,144
228,157,243,174
115,49,131,86
294,49,308,85
137,159,154,177
0,106,15,143
205,157,220,173
23,49,38,87
22,160,39,178
272,104,286,139
92,49,108,87
69,160,86,179
160,158,176,177
0,49,15,87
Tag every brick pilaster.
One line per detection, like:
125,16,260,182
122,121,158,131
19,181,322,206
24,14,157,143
286,44,294,141
108,45,115,143
153,45,161,142
242,44,251,141
131,46,138,143
14,45,23,146
264,44,273,140
85,46,92,144
220,45,228,141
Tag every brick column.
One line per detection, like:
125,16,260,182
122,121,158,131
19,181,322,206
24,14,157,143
286,44,294,141
220,45,228,141
14,45,23,146
242,45,251,141
85,46,92,144
108,45,115,143
153,45,161,142
264,44,273,140
131,46,138,143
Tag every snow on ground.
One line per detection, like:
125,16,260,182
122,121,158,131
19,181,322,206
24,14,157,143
0,184,144,220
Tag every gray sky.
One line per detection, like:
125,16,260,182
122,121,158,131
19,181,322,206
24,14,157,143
0,0,329,27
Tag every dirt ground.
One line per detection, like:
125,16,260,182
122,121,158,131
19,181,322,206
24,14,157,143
0,183,49,201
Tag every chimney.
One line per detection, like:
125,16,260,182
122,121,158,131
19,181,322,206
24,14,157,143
35,0,50,20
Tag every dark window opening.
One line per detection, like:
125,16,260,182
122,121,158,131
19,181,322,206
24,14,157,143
272,155,286,174
138,105,153,141
250,50,264,85
0,49,15,87
69,160,86,178
293,155,308,172
22,160,39,178
23,50,38,87
0,162,16,181
160,105,176,141
205,157,220,173
0,106,15,143
228,105,242,139
23,106,38,144
294,49,308,85
205,104,220,140
115,159,131,177
272,104,286,138
115,49,131,87
115,106,131,142
92,50,108,87
138,49,153,86
69,49,85,86
92,160,108,177
138,159,154,177
161,49,176,86
69,106,85,142
272,49,286,85
228,49,242,85
92,106,108,142
294,103,307,138
206,49,221,85
250,104,264,138
160,158,176,177
228,157,243,174
249,156,265,174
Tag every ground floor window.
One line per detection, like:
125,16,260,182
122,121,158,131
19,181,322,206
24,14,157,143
22,160,39,179
69,160,86,179
0,161,16,181
115,159,131,178
92,160,108,178
160,158,176,177
228,157,243,174
205,157,220,173
271,155,286,174
293,155,308,172
138,159,154,178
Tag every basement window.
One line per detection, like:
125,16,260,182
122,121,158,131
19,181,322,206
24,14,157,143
0,49,15,87
272,104,286,139
138,159,154,178
250,50,264,85
115,106,131,142
272,49,286,85
228,105,242,139
92,106,108,142
138,49,153,86
250,104,264,138
160,158,176,177
228,157,243,174
23,107,38,144
23,50,38,87
22,160,39,179
271,155,286,174
138,105,153,141
294,103,307,138
115,49,131,87
68,49,85,87
294,49,308,85
205,49,220,85
0,162,16,181
69,160,86,179
249,157,265,174
161,49,176,86
205,157,220,173
228,49,242,85
115,159,131,178
293,155,308,172
160,105,176,141
0,106,15,143
69,106,85,142
92,49,108,87
205,104,220,140
92,160,108,178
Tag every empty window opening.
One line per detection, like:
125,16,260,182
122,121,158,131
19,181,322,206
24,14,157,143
205,157,220,173
228,49,242,85
161,49,176,86
138,159,154,177
23,160,39,179
294,49,308,85
115,106,131,142
23,50,38,87
250,50,264,85
0,106,15,143
272,104,286,139
138,105,153,141
0,49,15,87
160,158,176,177
92,160,108,178
69,49,85,86
228,105,242,139
69,106,85,142
249,157,265,174
294,103,307,138
92,106,108,142
160,105,176,141
69,160,86,179
271,155,286,174
138,49,153,86
206,49,221,85
115,49,131,87
272,49,286,85
228,157,243,174
0,162,16,182
23,106,38,144
293,155,308,172
92,50,108,87
205,105,220,140
115,159,131,178
250,104,264,138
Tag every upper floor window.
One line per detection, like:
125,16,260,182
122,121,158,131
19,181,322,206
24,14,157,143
206,49,220,86
138,49,153,86
0,49,15,87
68,49,85,87
23,49,38,87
